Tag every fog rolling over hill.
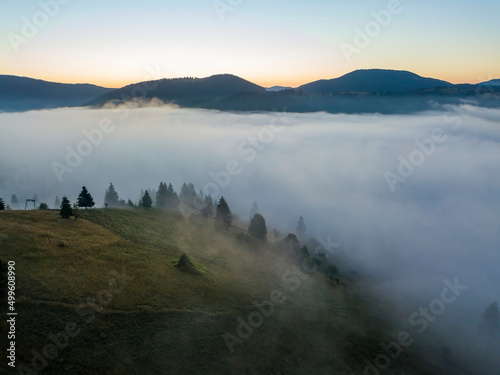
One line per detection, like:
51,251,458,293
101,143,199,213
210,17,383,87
85,74,266,108
0,75,114,112
3,69,500,114
1,104,500,371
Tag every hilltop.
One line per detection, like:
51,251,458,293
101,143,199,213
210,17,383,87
0,75,114,112
0,209,466,374
2,70,500,114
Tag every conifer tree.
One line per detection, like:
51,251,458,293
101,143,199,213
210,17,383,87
215,196,232,230
59,196,73,218
156,182,168,208
77,186,95,209
141,190,153,208
297,216,307,240
0,198,5,211
104,183,120,207
10,194,18,209
201,194,214,217
248,214,267,243
54,196,60,209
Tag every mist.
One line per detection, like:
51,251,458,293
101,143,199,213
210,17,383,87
1,104,499,372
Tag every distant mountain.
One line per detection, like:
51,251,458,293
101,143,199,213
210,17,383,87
480,79,500,86
86,74,266,107
299,69,453,94
0,75,114,112
266,86,293,92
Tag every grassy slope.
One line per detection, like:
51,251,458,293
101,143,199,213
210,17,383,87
0,209,457,374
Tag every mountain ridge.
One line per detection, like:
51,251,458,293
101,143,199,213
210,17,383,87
2,70,499,114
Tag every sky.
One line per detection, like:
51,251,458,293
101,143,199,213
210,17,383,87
1,0,500,88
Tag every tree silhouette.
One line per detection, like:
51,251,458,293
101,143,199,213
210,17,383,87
141,190,153,208
127,199,134,207
104,183,120,208
180,182,197,207
296,216,307,240
201,194,214,217
77,186,95,209
166,183,180,209
216,197,232,230
480,302,500,337
248,214,267,243
59,196,73,218
38,203,49,210
10,194,18,209
0,198,5,211
156,182,168,208
54,196,60,209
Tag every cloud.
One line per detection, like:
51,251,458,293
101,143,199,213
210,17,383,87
1,104,500,372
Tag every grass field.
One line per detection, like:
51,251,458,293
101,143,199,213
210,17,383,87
0,209,460,374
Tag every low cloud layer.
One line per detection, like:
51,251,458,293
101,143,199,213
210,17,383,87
1,104,499,372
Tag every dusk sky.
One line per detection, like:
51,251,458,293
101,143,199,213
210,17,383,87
1,0,499,88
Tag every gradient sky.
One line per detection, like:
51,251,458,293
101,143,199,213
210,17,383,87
1,0,499,88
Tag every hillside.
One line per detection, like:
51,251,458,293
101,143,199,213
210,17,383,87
85,74,266,108
0,209,467,374
0,75,114,112
299,69,453,94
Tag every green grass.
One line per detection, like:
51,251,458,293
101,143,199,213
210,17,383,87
0,209,458,374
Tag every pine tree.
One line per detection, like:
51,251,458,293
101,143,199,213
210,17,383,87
180,182,197,207
59,196,73,218
0,198,5,211
166,183,179,209
480,302,500,336
248,214,267,243
156,182,168,208
215,197,232,230
77,186,95,209
54,196,60,209
201,194,214,217
10,194,18,209
104,183,120,208
38,203,49,210
127,199,134,207
141,190,153,208
297,216,306,240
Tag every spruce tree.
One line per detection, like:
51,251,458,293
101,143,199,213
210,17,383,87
166,183,179,209
248,214,267,243
141,190,153,208
127,199,134,207
59,196,73,218
77,186,95,209
297,216,306,240
156,182,168,208
480,302,500,336
201,194,214,217
0,198,5,211
10,194,18,209
54,196,60,209
216,197,232,230
104,183,120,207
